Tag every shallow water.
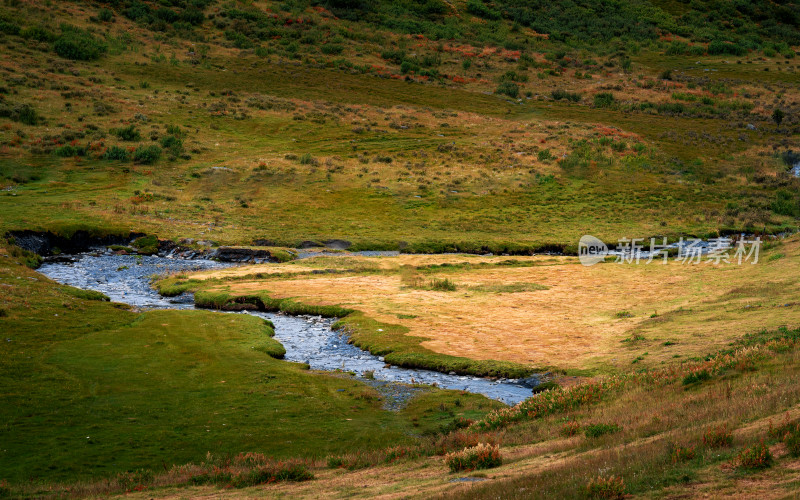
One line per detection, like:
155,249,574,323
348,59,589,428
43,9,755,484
38,252,535,405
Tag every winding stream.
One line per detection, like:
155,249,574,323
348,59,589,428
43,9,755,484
38,252,536,405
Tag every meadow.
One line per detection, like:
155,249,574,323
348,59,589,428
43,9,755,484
0,0,798,497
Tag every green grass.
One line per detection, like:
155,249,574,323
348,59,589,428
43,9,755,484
190,289,535,378
0,248,500,485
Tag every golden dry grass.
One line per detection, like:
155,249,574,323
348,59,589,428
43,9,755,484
192,236,800,372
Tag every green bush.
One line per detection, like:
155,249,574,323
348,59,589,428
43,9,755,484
445,443,502,472
103,146,130,161
53,145,86,157
737,442,772,469
0,103,42,125
54,31,107,61
160,135,183,155
0,20,21,36
708,40,746,56
229,462,312,487
429,278,457,291
21,26,56,42
594,92,615,108
225,30,253,49
657,102,685,114
551,89,581,102
113,125,141,141
773,108,785,126
133,145,162,164
496,81,519,99
400,60,419,74
560,421,580,436
771,190,798,217
321,44,344,55
466,0,501,20
98,8,114,22
785,428,800,457
584,423,621,438
703,425,732,448
682,369,711,385
670,445,696,463
587,475,625,499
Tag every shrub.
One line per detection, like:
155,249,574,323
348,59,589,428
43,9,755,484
400,60,418,74
53,145,75,157
785,428,800,457
587,475,625,499
160,135,183,155
657,102,686,114
321,44,343,55
326,456,345,468
773,108,785,126
670,445,696,463
560,421,581,436
298,153,314,165
98,8,114,22
225,30,253,49
594,92,615,108
737,442,772,470
181,7,205,25
703,424,733,448
113,124,141,141
682,369,711,385
771,190,798,217
779,150,800,167
0,20,21,36
54,31,107,61
551,89,581,102
190,457,312,487
0,103,42,125
444,443,502,472
537,149,553,161
21,26,56,42
103,145,130,161
165,124,184,137
466,0,501,20
133,145,162,164
429,278,456,291
496,81,519,99
584,423,621,438
708,40,746,56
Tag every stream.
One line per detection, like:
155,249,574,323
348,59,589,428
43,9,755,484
38,251,537,406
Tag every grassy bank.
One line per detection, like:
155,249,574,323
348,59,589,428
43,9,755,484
41,323,800,499
0,242,499,488
177,237,800,374
191,289,535,378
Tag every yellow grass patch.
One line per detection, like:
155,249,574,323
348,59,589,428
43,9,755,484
191,236,800,372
